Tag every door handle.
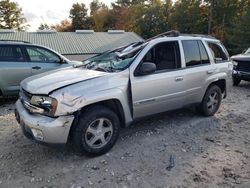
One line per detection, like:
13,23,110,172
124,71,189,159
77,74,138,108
32,66,41,70
207,70,214,74
175,76,183,81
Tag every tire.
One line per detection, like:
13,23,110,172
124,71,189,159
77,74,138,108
233,77,241,86
199,85,222,116
72,105,120,156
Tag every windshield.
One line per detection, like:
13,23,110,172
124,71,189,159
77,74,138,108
244,48,250,54
78,42,146,72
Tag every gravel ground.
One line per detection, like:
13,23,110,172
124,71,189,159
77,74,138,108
0,82,249,188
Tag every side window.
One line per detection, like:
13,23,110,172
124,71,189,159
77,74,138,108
26,47,60,63
0,46,24,62
198,41,210,64
182,40,201,67
207,42,228,62
142,41,181,71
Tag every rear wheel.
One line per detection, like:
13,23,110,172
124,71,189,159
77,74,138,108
233,77,241,86
72,105,120,156
199,85,222,116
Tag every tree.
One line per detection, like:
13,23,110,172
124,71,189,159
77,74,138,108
38,23,50,30
69,3,91,30
132,0,173,39
210,0,239,43
0,0,28,31
170,0,208,34
207,0,214,34
228,0,250,54
90,0,106,15
89,0,112,31
51,19,73,32
110,3,134,31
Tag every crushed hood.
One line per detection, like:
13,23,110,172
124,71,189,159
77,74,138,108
21,67,109,95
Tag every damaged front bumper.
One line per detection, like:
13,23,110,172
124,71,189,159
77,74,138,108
15,99,74,144
233,70,250,81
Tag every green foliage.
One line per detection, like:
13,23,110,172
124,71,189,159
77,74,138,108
38,23,50,30
51,19,73,32
132,0,172,38
70,3,91,30
52,0,250,55
228,0,250,54
0,0,28,31
89,0,113,31
1,0,248,54
170,0,208,34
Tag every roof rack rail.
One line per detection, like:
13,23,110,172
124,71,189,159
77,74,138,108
146,30,217,41
0,40,31,43
146,30,180,41
179,33,216,39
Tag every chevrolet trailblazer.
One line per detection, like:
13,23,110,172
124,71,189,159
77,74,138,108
15,31,233,156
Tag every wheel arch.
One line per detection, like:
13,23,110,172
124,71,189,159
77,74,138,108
206,79,226,98
68,99,126,141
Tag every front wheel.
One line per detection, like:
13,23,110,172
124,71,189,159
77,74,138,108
72,105,120,156
199,85,222,116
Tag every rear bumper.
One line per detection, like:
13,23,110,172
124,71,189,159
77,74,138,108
15,99,74,144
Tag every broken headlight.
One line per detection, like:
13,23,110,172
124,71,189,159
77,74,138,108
30,96,58,117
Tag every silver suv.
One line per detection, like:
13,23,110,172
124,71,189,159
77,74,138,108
0,40,78,97
15,31,233,156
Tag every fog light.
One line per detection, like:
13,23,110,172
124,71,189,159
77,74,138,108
31,128,44,141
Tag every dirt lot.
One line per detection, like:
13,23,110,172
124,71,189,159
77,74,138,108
0,82,249,188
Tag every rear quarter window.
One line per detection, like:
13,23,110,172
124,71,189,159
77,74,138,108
206,42,229,63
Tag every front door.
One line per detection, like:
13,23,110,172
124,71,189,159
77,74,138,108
130,41,186,118
24,46,64,75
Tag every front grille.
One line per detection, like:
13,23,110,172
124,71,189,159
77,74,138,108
237,61,250,72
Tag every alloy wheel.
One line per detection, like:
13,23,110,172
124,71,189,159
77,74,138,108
206,91,219,112
84,118,113,149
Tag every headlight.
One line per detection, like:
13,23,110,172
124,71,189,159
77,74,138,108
232,61,238,67
30,96,57,117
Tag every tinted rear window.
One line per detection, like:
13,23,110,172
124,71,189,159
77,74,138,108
182,40,211,67
198,41,210,64
182,40,201,66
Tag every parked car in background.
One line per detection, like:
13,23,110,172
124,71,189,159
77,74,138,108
231,47,250,85
0,40,81,97
15,31,233,156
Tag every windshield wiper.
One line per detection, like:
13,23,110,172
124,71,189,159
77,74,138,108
73,60,95,68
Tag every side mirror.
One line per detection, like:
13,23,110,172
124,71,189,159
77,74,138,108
136,62,156,76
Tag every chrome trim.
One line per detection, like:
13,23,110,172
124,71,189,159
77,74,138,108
22,100,45,114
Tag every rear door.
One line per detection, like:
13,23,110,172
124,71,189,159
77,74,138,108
0,45,31,95
180,40,215,105
24,46,65,75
